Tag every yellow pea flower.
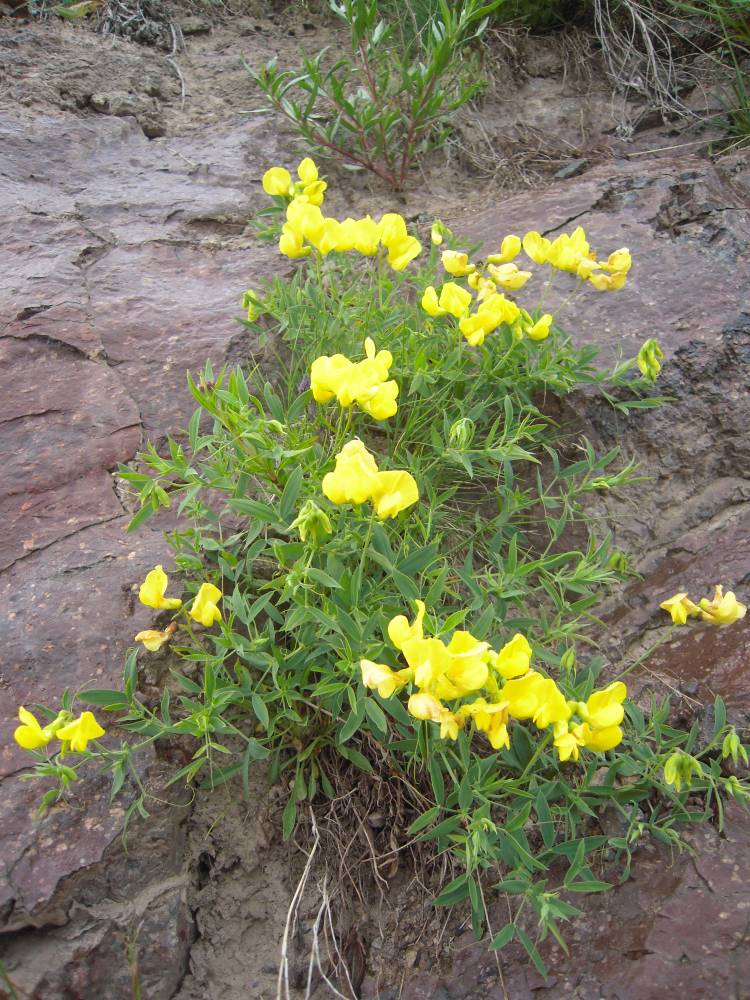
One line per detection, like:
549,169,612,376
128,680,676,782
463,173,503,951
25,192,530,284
581,722,623,752
699,585,747,625
404,637,455,695
262,166,293,196
523,231,551,264
134,624,176,651
487,235,522,265
441,250,475,277
139,565,182,610
297,157,318,185
14,707,70,751
459,293,519,346
421,285,444,317
502,671,570,728
279,223,310,259
487,262,532,291
659,592,701,625
663,750,702,791
444,631,490,695
605,247,632,274
387,236,422,271
361,659,413,699
189,582,223,627
388,599,426,649
310,353,354,403
553,720,587,762
407,692,460,741
315,217,344,256
579,681,627,729
546,227,590,273
526,313,553,341
299,179,327,206
467,272,498,300
576,257,600,280
457,697,510,749
492,632,532,679
57,711,105,752
439,282,472,318
370,469,419,519
588,270,627,292
378,212,408,246
322,439,380,506
431,220,450,245
359,380,399,421
286,200,325,244
338,216,380,255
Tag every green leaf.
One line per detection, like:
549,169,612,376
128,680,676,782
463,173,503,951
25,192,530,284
565,880,612,893
279,466,304,522
490,923,516,950
282,795,297,839
516,926,547,979
407,805,441,835
338,706,364,744
434,873,469,906
306,567,342,590
251,693,270,729
78,689,129,710
364,697,388,737
337,743,373,772
713,696,727,737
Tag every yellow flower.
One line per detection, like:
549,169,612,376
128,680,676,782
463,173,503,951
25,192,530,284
699,585,747,625
659,592,701,625
371,469,419,519
444,631,490,695
421,285,443,317
404,637,455,696
315,217,344,256
310,353,353,403
378,214,421,270
439,282,473,318
139,565,182,610
581,722,623,752
407,692,460,741
487,262,532,291
525,313,553,341
580,681,627,729
338,216,380,255
322,439,380,506
588,270,627,292
297,157,318,185
492,632,532,679
388,600,426,649
57,711,105,752
442,250,475,277
262,166,293,196
387,236,422,271
605,247,632,274
458,697,510,749
576,257,600,280
299,179,327,206
522,231,551,264
459,293,519,346
487,235,522,265
189,582,223,627
135,622,177,651
546,227,590,273
361,659,413,699
286,200,325,245
310,341,398,420
279,223,310,259
553,720,587,762
502,671,570,728
431,220,450,245
467,272,498,300
14,707,70,751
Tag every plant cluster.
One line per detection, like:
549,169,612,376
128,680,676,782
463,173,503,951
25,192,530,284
247,0,501,189
14,157,748,969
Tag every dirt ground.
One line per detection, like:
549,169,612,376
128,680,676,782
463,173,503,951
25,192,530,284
1,2,749,998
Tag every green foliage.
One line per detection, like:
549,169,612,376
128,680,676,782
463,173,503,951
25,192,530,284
19,193,749,964
246,0,502,188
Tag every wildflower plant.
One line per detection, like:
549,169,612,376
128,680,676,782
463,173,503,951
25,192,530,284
16,157,749,972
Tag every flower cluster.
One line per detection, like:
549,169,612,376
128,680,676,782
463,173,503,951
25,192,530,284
263,158,421,270
134,565,223,651
361,601,626,761
14,707,104,753
311,338,398,420
660,585,747,626
322,439,419,519
421,226,631,347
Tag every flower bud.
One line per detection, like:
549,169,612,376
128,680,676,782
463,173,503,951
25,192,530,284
722,729,748,766
448,417,475,450
636,338,664,382
290,500,332,546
